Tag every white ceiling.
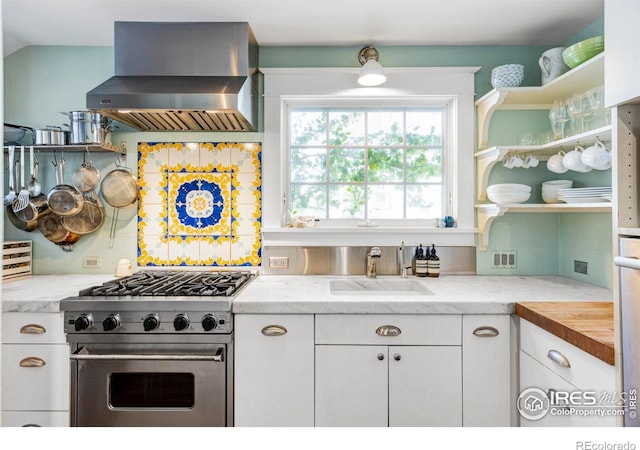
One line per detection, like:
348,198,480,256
3,0,604,57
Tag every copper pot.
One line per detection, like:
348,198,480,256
37,213,81,252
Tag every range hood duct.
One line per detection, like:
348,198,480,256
86,22,259,132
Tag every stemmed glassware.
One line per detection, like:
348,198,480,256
549,99,570,140
566,92,591,134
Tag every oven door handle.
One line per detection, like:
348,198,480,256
71,347,224,362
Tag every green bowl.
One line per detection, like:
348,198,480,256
562,36,604,68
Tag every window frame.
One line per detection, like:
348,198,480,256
285,98,455,227
261,67,478,247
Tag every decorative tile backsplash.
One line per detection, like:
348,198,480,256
137,142,262,266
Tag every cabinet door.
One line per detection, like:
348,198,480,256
462,315,512,426
315,345,388,427
1,344,70,411
388,346,462,426
2,411,69,427
605,0,640,106
234,314,314,426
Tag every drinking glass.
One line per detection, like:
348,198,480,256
567,93,589,134
549,99,569,140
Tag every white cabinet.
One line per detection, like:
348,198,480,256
462,315,512,426
605,0,640,107
1,312,70,427
234,314,314,426
518,318,617,427
314,314,462,427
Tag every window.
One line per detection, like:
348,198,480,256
288,104,449,223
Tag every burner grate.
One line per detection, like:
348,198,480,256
78,271,254,297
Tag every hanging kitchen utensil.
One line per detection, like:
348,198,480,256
13,146,30,212
37,212,81,252
100,157,139,247
72,147,100,193
47,150,84,216
61,193,105,235
3,145,17,206
10,193,49,232
28,146,41,197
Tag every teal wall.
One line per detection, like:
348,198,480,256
4,17,611,282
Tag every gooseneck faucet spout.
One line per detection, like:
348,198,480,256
367,247,382,278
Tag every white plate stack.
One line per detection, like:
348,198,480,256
556,186,612,203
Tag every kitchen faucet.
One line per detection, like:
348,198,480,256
367,247,382,278
399,241,408,278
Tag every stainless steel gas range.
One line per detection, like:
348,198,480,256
60,270,256,427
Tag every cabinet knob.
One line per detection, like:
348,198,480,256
19,324,46,334
472,326,500,337
376,325,401,337
261,325,288,337
19,356,46,368
377,353,385,361
547,349,571,368
394,354,401,361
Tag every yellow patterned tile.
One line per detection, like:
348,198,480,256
232,172,262,204
138,142,169,175
139,172,167,205
199,236,232,266
230,234,262,266
168,142,200,172
137,234,169,266
231,203,261,236
200,143,232,173
230,142,262,173
167,235,200,266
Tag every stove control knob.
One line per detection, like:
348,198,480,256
173,314,190,331
74,314,93,332
143,314,160,332
102,314,120,332
201,314,218,331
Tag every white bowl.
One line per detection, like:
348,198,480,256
542,192,562,204
542,180,573,188
487,183,532,193
487,191,531,204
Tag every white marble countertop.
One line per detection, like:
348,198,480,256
2,275,115,313
232,275,614,314
2,274,613,315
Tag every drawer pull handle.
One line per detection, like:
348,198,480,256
473,326,500,337
547,349,571,368
19,357,46,368
261,325,288,337
377,353,385,361
20,324,46,334
376,325,401,337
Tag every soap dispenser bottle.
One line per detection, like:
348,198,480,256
412,245,422,275
415,245,428,277
427,244,440,278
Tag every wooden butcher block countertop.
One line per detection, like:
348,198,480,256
515,302,615,365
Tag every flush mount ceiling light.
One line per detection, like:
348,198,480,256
357,46,387,87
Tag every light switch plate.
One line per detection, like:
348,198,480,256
491,251,516,269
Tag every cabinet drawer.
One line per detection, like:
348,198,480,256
1,411,69,427
315,314,461,345
519,351,617,427
519,319,615,392
2,312,66,344
1,344,70,411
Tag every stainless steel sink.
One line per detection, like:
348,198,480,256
329,279,434,296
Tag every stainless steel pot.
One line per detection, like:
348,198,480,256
63,111,111,144
32,126,70,145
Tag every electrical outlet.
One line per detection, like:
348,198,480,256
269,257,289,269
574,260,588,275
83,256,101,269
491,251,516,269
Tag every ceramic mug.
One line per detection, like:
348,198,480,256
503,154,523,169
563,145,592,172
547,151,568,173
581,141,611,170
539,47,570,85
523,154,539,168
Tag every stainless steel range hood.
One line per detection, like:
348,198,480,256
86,22,259,132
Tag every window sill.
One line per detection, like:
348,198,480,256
262,227,477,247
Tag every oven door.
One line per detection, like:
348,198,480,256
70,343,227,427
